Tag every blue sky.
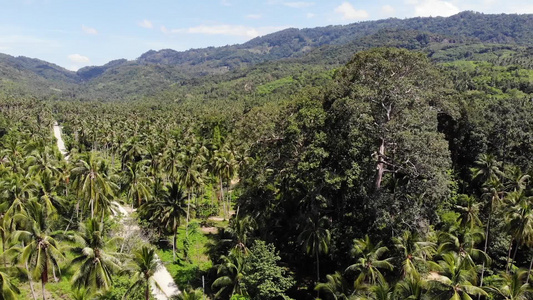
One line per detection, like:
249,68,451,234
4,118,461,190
0,0,531,71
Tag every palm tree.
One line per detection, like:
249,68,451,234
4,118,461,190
71,152,116,220
455,194,482,231
394,275,427,300
479,176,505,293
486,270,532,299
437,225,489,271
177,141,208,227
0,269,20,300
211,249,247,299
213,145,238,219
226,215,256,253
298,216,331,284
139,183,186,262
175,289,204,300
70,218,122,292
504,165,530,193
345,235,393,291
12,200,63,300
504,190,533,273
123,246,162,300
315,272,353,300
393,230,436,279
69,287,93,300
427,252,487,300
122,160,153,208
471,153,503,184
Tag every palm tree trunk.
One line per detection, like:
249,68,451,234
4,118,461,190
506,238,514,273
512,242,519,268
227,191,231,218
316,248,320,282
42,260,49,300
52,264,58,282
25,260,37,300
90,198,94,219
186,192,191,236
526,253,533,284
173,230,177,262
220,179,226,220
478,210,492,298
1,234,6,268
316,247,320,298
42,280,46,300
146,281,150,300
64,207,75,234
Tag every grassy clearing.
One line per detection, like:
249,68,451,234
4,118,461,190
157,220,215,291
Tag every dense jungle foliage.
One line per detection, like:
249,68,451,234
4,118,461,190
0,11,532,300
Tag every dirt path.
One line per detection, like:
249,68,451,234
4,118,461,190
113,204,180,299
53,122,180,300
53,122,68,158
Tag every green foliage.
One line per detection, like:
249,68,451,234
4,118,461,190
241,240,294,300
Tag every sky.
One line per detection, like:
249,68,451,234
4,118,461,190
0,0,531,71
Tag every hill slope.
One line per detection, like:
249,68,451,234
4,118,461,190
0,11,531,100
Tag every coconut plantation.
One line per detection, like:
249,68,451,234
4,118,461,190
0,3,532,300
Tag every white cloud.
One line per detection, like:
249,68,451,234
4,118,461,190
161,24,288,38
68,54,90,63
413,0,460,17
283,2,314,8
246,14,262,19
381,5,395,16
138,19,153,29
307,12,316,18
335,2,369,20
81,25,97,35
221,0,231,6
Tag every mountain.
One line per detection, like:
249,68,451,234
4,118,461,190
0,11,531,100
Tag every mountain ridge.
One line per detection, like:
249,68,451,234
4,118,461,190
0,11,531,100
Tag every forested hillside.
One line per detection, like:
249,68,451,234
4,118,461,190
0,11,532,100
0,10,532,300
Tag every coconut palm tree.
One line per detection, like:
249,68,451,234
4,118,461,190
177,141,208,227
176,289,204,300
138,183,186,262
427,252,487,300
123,246,162,300
226,215,256,254
471,154,503,184
122,160,153,208
486,270,532,299
394,274,427,300
213,144,238,219
298,216,331,283
437,224,489,271
11,200,63,300
393,230,436,279
0,270,20,300
504,190,533,272
345,235,393,291
71,152,116,220
70,218,122,292
211,249,247,299
315,272,353,300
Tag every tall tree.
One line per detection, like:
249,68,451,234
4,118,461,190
298,216,331,284
139,183,186,262
124,246,162,300
12,200,63,300
70,218,122,292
